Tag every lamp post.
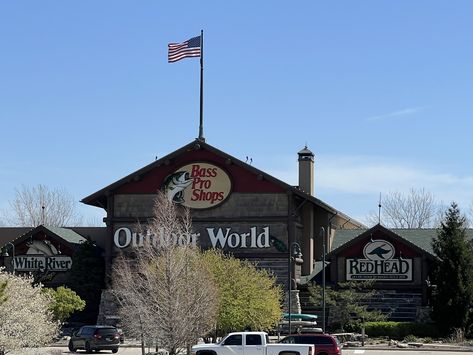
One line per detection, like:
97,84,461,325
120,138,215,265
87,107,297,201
288,241,302,334
2,242,16,274
320,227,326,333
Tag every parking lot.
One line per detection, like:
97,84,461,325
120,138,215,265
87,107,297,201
8,346,473,355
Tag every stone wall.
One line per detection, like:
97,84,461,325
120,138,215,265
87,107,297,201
96,289,120,326
113,193,289,219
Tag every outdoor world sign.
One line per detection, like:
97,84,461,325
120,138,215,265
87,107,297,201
346,239,412,281
161,162,232,209
113,226,272,249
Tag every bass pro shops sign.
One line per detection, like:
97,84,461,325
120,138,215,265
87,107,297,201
346,240,412,281
161,163,231,209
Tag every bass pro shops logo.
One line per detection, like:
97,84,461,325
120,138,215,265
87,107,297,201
162,171,193,204
161,163,232,209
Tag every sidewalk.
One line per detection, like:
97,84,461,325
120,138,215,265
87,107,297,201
344,341,473,352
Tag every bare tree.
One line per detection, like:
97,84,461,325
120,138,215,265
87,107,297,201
467,201,473,227
365,188,440,228
2,184,82,226
111,193,219,355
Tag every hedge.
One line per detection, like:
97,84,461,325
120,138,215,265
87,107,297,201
364,321,440,339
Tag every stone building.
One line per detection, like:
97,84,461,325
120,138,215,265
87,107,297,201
81,139,362,317
5,139,463,324
301,224,473,322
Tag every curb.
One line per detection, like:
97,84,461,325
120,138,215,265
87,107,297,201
344,345,473,352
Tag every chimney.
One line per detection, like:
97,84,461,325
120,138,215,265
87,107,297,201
298,146,314,195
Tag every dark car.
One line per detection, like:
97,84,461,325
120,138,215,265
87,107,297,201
280,334,342,355
68,325,120,353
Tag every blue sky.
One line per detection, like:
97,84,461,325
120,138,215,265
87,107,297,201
1,1,472,225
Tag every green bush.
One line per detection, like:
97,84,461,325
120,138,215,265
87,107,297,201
364,321,440,339
43,286,86,322
403,334,419,342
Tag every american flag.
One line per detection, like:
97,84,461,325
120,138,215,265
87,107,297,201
168,36,201,63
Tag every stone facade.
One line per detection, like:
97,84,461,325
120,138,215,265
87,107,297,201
81,140,363,322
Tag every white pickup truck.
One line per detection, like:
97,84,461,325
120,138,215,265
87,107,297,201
192,332,314,355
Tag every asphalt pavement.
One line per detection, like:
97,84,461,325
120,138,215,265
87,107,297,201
8,345,473,355
6,338,473,355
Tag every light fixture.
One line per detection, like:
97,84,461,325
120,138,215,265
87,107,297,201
288,241,302,334
1,242,16,274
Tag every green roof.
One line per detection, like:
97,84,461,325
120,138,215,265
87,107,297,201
300,260,330,285
332,228,473,257
47,227,88,245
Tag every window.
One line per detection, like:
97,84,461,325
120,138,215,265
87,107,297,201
83,327,95,335
301,336,333,345
98,328,118,336
224,335,242,346
280,337,295,344
317,337,334,345
246,335,262,345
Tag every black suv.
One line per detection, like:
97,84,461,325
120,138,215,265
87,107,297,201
68,325,120,353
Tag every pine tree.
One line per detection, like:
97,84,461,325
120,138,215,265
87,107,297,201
431,202,473,336
308,280,387,332
67,238,105,323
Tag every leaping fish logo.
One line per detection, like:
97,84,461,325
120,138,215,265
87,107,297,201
367,245,391,259
363,240,395,261
161,171,193,203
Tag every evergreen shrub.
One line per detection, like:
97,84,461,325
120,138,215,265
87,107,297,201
364,321,439,339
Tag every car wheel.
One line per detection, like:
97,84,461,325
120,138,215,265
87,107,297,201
112,348,119,353
85,341,92,354
68,340,76,353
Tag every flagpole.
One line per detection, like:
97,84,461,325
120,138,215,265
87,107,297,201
198,29,205,141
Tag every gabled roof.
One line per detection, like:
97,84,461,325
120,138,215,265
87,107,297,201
81,139,363,227
300,260,330,285
2,225,88,249
331,224,473,258
0,227,31,245
45,227,89,245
